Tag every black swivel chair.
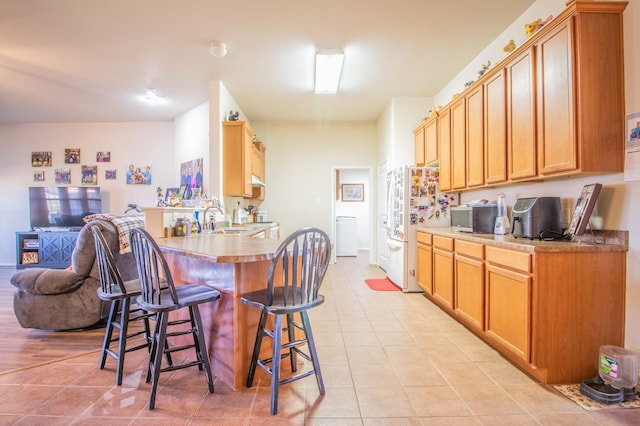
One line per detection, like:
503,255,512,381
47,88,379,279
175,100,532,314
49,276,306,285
129,228,221,410
241,227,331,415
91,225,156,386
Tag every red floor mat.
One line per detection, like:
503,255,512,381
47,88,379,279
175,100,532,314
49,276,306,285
364,278,401,291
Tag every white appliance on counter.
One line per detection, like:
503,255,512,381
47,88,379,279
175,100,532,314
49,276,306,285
386,165,458,292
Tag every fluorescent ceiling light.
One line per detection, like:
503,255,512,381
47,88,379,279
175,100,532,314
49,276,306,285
314,49,344,95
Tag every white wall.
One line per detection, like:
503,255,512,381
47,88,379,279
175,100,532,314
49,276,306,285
0,122,173,265
250,121,377,239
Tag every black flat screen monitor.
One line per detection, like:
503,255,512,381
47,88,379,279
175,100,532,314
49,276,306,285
29,186,102,230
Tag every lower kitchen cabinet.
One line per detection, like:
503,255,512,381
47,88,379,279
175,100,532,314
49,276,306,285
454,240,485,332
485,247,532,362
417,229,626,384
432,235,454,310
416,232,433,294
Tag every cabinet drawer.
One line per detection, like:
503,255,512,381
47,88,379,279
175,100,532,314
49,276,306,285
455,239,484,259
485,246,531,273
417,232,432,245
433,235,454,251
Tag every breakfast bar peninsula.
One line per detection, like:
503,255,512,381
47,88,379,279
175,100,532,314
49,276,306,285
156,229,282,390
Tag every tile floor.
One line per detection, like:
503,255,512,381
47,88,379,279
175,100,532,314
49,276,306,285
2,252,640,425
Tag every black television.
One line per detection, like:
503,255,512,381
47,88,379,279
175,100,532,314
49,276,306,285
29,186,102,230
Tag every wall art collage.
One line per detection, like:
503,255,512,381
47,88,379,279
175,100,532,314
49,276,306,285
30,150,150,185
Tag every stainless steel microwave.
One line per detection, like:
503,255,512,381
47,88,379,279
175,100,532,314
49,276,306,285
451,205,498,233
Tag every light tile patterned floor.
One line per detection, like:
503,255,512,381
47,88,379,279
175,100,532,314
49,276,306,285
2,253,640,424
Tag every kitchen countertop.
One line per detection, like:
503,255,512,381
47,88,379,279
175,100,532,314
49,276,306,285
156,223,281,263
417,227,628,253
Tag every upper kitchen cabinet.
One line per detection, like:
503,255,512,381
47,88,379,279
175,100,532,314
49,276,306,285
438,108,452,192
536,2,625,176
412,0,626,191
484,69,508,185
223,121,253,198
251,140,266,200
451,98,466,190
415,116,438,167
506,47,537,181
465,85,484,188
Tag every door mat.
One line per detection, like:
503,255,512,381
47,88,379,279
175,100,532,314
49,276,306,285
364,278,400,291
553,384,640,411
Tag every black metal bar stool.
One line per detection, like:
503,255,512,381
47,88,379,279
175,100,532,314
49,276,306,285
129,228,221,410
91,225,157,386
241,227,331,415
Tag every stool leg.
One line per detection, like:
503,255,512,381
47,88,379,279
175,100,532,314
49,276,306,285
190,305,214,394
301,310,324,395
148,311,168,410
247,310,268,388
99,299,119,370
115,297,131,386
270,314,283,415
286,313,297,372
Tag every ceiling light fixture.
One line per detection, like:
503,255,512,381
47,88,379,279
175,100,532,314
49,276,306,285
139,87,167,105
314,49,344,95
209,41,228,57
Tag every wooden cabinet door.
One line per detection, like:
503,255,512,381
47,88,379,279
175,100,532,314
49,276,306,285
485,263,531,362
507,47,537,181
223,121,254,198
454,240,484,331
242,124,253,197
536,19,576,175
424,117,438,165
438,109,452,192
433,247,454,310
414,124,426,166
417,242,433,294
466,86,484,188
484,70,507,184
451,98,466,190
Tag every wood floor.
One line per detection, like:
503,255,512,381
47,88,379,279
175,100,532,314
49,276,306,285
0,266,105,374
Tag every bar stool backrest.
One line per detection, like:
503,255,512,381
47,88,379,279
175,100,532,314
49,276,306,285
267,227,331,308
129,228,179,307
91,225,127,295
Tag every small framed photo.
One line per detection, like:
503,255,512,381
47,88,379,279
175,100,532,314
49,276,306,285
96,151,111,162
64,149,80,164
55,168,71,184
342,184,364,202
33,170,45,182
105,169,117,180
32,151,52,167
81,165,98,185
179,184,188,199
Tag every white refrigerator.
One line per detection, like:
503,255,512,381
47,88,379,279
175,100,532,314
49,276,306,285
386,166,458,292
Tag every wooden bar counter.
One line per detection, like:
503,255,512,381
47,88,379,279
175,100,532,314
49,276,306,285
156,231,282,390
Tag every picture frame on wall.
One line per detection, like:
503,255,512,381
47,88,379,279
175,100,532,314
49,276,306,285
31,151,52,167
33,170,45,182
81,165,98,185
342,184,364,202
64,149,80,164
96,151,111,162
55,168,71,184
105,169,117,180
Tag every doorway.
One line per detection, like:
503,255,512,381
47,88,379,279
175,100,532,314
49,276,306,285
330,166,374,264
